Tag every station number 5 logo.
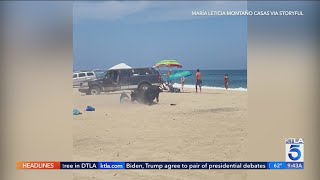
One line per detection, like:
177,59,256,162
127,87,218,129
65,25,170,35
288,145,301,161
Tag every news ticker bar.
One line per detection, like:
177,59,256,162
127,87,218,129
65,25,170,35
16,162,304,170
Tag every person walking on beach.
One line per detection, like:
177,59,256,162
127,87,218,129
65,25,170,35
224,74,229,89
180,77,185,92
195,69,202,93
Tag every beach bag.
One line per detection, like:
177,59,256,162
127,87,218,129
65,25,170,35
73,108,82,115
120,93,130,104
120,97,130,104
85,106,95,111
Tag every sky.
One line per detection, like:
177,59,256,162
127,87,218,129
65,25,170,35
73,1,247,71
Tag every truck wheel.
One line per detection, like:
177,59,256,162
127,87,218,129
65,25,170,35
139,83,150,91
90,86,101,95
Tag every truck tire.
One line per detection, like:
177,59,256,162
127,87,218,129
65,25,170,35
89,86,101,95
139,83,150,91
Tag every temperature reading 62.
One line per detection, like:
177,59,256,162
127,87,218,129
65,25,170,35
273,163,283,169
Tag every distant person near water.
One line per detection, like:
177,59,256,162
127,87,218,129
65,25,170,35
224,74,229,89
180,77,185,92
195,69,202,93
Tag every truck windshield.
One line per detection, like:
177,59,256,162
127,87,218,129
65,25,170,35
98,71,108,79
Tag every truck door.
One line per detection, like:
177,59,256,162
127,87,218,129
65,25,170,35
119,69,131,90
73,73,79,86
77,73,86,85
102,70,118,91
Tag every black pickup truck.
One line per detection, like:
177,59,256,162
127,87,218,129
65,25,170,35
78,67,162,95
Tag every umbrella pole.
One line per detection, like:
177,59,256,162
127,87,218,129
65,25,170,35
167,67,171,85
157,66,162,83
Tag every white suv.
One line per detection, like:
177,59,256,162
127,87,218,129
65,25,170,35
73,71,96,87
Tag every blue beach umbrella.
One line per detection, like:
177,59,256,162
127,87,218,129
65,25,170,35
168,71,192,81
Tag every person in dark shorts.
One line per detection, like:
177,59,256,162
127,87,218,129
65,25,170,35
195,69,202,93
224,74,229,89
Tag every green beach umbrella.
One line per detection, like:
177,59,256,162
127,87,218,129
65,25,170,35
168,71,192,81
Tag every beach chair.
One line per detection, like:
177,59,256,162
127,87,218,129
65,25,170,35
161,82,180,93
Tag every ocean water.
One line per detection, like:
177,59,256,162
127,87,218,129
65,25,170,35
161,70,247,91
75,69,247,91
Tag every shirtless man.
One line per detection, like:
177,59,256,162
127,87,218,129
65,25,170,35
195,69,202,93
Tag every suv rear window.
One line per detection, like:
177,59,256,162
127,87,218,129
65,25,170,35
147,68,158,74
78,73,86,77
132,68,156,76
120,70,131,77
86,72,94,76
73,74,77,78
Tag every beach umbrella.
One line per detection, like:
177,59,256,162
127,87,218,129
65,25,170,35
168,71,192,81
109,63,132,70
154,60,182,82
154,60,182,68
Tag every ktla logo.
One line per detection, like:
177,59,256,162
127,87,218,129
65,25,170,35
285,138,304,162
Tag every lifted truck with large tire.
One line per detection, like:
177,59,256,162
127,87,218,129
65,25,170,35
78,67,162,95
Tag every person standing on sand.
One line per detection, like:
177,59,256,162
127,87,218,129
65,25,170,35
224,74,229,89
180,77,185,92
195,69,202,93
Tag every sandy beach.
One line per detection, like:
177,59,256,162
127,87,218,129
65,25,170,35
73,88,248,180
